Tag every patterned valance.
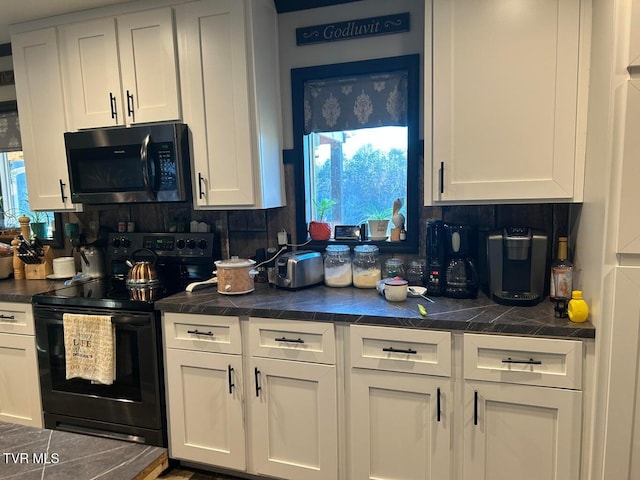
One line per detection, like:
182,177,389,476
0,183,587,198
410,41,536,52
0,111,21,151
303,71,407,134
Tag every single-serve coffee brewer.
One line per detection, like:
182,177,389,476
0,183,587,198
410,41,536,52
487,227,547,306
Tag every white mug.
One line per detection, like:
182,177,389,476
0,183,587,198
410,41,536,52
384,278,408,302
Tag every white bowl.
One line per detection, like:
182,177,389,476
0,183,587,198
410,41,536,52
0,256,14,279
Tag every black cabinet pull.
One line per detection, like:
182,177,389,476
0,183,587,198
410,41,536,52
275,337,304,344
187,329,214,336
109,92,117,120
198,173,205,199
502,357,542,365
59,179,67,202
126,90,134,117
0,314,15,320
439,161,444,194
255,367,261,397
228,365,234,394
474,390,479,426
382,346,417,355
437,387,441,422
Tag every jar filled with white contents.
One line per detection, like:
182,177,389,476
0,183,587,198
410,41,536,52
352,245,381,288
324,245,352,287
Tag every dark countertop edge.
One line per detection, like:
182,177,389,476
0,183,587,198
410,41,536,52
155,303,596,339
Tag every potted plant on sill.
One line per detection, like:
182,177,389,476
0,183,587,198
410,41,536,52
308,198,335,241
363,206,392,240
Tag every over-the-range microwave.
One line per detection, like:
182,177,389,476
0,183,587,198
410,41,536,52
64,122,191,204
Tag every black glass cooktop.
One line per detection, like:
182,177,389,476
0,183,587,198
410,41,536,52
32,277,184,312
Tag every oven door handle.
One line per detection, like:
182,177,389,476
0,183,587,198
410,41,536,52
111,315,151,326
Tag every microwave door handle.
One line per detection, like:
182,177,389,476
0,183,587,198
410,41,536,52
140,133,157,201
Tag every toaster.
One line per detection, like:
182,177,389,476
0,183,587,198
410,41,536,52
274,250,324,289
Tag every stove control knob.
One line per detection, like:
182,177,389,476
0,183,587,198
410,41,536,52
112,238,120,248
186,239,197,250
176,239,186,250
198,239,208,250
121,237,131,248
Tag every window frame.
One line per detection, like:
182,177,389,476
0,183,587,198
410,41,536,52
290,54,420,254
0,100,63,248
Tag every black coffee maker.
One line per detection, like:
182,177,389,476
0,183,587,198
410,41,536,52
443,224,479,298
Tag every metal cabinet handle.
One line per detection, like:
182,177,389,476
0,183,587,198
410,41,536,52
382,346,417,355
437,387,441,422
187,329,213,336
59,179,67,203
127,90,134,118
198,173,205,199
255,367,261,397
474,390,479,426
0,314,15,320
109,92,117,120
275,337,304,343
228,365,234,394
439,161,444,194
502,357,542,365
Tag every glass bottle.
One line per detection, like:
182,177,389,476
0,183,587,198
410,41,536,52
406,258,426,285
352,245,381,288
324,245,352,287
550,236,573,300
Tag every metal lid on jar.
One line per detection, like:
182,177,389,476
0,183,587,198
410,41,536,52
326,245,350,253
215,256,256,268
354,245,379,253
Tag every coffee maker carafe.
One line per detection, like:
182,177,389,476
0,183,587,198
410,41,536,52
486,227,547,306
443,224,479,299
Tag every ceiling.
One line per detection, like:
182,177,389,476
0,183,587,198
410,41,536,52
0,0,362,45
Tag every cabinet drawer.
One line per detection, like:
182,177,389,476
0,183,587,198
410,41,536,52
350,325,451,377
463,333,582,389
164,313,241,354
248,318,335,364
0,302,33,336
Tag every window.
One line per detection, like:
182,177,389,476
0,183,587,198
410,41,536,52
291,55,420,253
0,102,60,243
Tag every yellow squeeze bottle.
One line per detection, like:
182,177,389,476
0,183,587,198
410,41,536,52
568,290,589,323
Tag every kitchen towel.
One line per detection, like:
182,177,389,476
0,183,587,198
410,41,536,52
63,313,116,385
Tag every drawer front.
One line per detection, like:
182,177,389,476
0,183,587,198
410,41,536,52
0,302,32,336
463,333,583,389
164,313,241,354
350,325,451,377
248,318,335,364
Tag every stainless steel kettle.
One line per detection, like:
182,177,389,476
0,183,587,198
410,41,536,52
80,246,105,278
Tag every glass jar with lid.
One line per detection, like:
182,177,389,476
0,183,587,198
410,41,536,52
406,258,426,285
352,245,381,288
324,245,352,287
383,258,405,279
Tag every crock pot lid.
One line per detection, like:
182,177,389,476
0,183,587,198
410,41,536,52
215,256,256,268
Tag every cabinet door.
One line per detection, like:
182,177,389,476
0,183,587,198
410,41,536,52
11,28,75,211
249,357,338,480
117,8,180,125
176,0,256,207
463,381,581,480
431,0,582,202
350,368,451,480
0,333,42,427
61,18,122,129
616,80,640,253
165,349,246,471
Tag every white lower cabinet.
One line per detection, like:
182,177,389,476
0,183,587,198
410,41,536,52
0,303,42,427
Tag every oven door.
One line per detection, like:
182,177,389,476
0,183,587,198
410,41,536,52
34,305,164,433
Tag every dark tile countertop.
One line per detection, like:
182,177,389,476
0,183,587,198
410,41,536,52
156,283,596,339
0,421,167,480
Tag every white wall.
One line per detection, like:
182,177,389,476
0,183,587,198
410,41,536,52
277,0,424,150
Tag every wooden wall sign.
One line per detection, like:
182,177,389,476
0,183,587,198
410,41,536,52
296,12,410,46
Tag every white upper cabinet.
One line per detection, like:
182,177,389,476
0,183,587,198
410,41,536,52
60,7,180,130
429,0,586,204
176,0,285,209
11,28,75,211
